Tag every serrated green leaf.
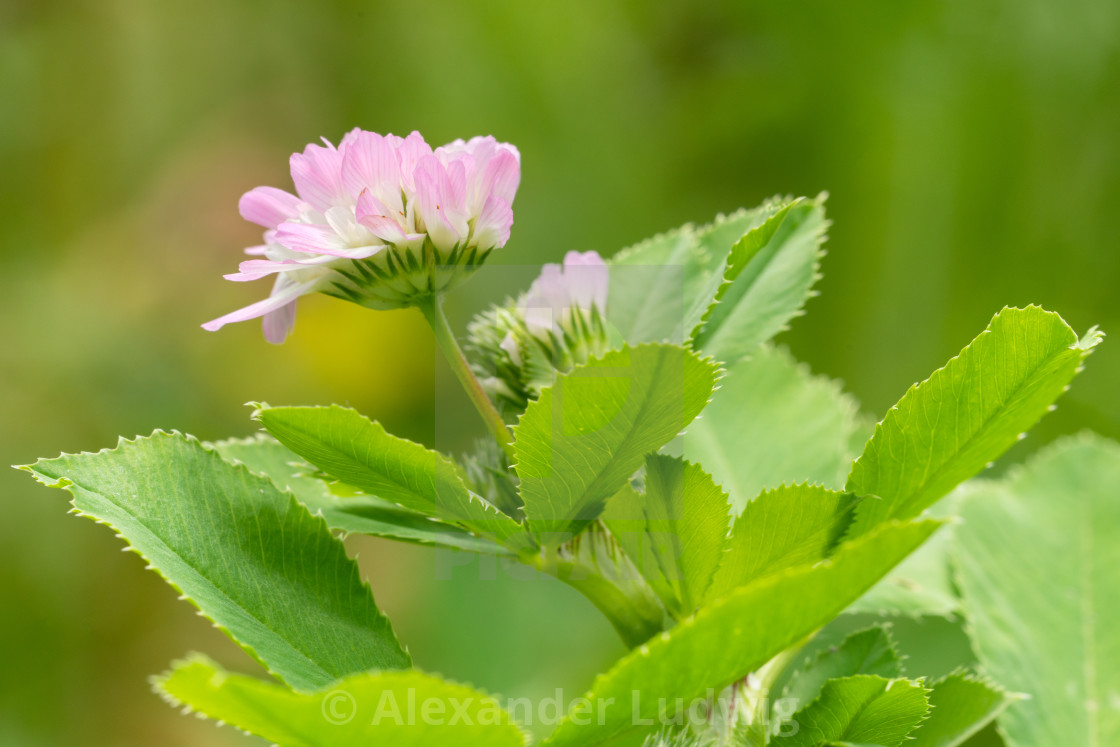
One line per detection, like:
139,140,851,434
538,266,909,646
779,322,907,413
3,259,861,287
705,484,858,603
212,435,510,555
678,346,862,513
606,197,819,358
541,520,941,747
907,671,1014,747
609,223,702,345
154,654,526,746
18,433,409,690
847,519,959,618
954,435,1120,747
694,204,786,262
779,627,905,721
782,675,930,747
640,459,729,610
255,405,526,548
602,455,730,617
820,613,981,685
846,306,1101,538
515,343,718,542
683,200,797,342
598,482,670,601
848,488,966,619
691,198,825,364
747,626,905,747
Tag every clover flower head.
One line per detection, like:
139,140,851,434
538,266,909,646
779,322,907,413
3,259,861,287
468,251,611,417
203,129,521,343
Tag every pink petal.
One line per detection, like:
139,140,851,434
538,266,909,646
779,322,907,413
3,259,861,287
438,138,470,157
413,158,462,250
224,256,339,281
464,135,498,162
289,141,348,211
434,158,471,238
444,157,469,212
337,127,363,151
271,223,378,259
262,284,299,343
275,223,348,254
355,190,407,241
326,245,382,259
480,149,520,207
354,188,390,223
341,131,403,211
396,131,433,192
472,195,512,249
239,187,304,229
519,250,608,334
524,263,568,313
359,214,412,242
357,214,422,244
202,277,316,331
263,302,297,344
225,271,272,282
563,250,605,267
564,251,609,310
243,244,268,256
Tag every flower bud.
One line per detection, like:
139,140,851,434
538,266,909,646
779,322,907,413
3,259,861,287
468,251,611,416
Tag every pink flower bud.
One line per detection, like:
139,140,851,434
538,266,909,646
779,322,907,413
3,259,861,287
522,251,609,337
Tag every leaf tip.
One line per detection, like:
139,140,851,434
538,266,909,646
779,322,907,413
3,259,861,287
1076,324,1104,351
246,401,270,421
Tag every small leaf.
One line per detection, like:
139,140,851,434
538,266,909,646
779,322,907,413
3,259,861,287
153,654,526,747
778,626,905,722
602,455,731,616
691,197,826,363
255,405,526,548
19,433,410,691
907,670,1015,747
213,435,510,555
781,675,930,747
846,306,1101,538
705,483,859,603
677,346,862,513
683,200,797,341
514,343,718,542
541,519,941,747
953,434,1120,746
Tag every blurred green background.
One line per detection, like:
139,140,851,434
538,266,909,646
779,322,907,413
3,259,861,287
2,0,1117,743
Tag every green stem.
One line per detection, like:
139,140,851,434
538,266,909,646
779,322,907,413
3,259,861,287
741,636,811,727
419,296,518,463
525,526,667,648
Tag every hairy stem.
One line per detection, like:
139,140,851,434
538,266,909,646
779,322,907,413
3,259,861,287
419,296,518,462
